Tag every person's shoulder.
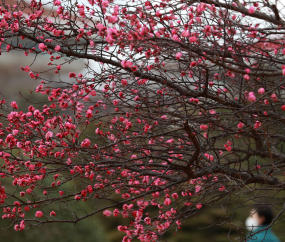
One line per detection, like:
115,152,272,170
260,229,280,242
247,228,280,242
246,230,265,241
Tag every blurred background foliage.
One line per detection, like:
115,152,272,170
1,53,285,242
1,198,285,242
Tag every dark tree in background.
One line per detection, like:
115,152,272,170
1,0,285,241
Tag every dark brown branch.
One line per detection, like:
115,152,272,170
183,121,200,177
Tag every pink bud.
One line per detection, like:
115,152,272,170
219,186,225,191
258,88,265,95
248,92,256,102
175,52,182,60
237,122,244,129
243,74,250,80
103,210,112,217
224,144,232,151
164,198,171,206
248,7,255,14
155,10,162,17
200,124,208,131
69,72,76,78
196,203,202,209
271,93,278,102
10,101,18,109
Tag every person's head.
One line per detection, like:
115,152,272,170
245,205,274,230
252,205,274,225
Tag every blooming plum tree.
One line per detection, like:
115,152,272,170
1,0,285,241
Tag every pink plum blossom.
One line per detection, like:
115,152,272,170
10,101,18,109
248,7,255,14
248,92,256,102
175,52,182,60
200,124,208,131
35,211,43,217
258,88,265,95
54,45,61,51
237,122,244,129
164,198,171,206
196,203,202,209
81,139,91,147
103,210,112,217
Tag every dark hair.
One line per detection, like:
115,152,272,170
253,205,274,225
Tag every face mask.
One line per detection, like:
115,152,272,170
245,217,259,231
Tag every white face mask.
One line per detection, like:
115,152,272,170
245,217,259,231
